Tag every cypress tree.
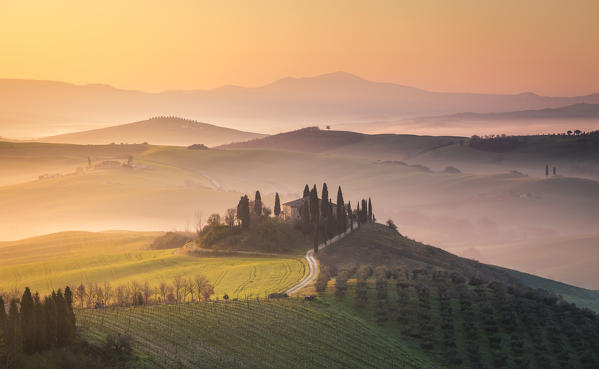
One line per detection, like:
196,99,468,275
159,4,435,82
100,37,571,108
310,185,319,226
274,193,281,217
361,199,368,223
0,296,6,336
44,296,57,348
0,326,6,369
237,195,251,228
54,289,70,347
347,201,353,231
321,183,329,218
20,287,35,354
33,293,47,352
303,184,310,198
64,286,76,344
368,198,373,223
6,299,22,369
254,190,262,216
336,186,346,233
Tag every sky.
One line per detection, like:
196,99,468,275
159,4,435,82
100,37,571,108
1,0,598,96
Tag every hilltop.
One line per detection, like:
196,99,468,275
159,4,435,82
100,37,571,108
39,116,266,146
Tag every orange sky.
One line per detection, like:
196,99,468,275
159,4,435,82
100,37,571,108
1,0,598,96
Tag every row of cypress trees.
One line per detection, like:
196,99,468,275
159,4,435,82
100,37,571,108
0,287,76,367
298,183,373,253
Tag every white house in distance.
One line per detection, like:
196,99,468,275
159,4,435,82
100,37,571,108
282,196,337,221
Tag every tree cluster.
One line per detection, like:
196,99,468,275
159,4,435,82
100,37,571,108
0,287,76,367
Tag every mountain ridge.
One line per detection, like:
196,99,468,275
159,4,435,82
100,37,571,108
3,72,599,138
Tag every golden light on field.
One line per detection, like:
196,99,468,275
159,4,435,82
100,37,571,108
0,0,597,95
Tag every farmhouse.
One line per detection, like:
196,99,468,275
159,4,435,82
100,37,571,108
282,196,336,221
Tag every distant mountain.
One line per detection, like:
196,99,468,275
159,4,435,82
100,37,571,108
427,103,599,121
2,73,599,137
40,117,267,147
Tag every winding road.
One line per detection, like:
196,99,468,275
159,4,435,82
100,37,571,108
284,225,354,295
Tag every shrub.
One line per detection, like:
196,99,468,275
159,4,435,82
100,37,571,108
150,231,195,250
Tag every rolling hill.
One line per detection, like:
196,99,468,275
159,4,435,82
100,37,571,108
0,230,306,298
3,73,599,138
220,127,599,179
40,116,267,146
318,223,599,312
2,140,599,290
427,103,599,121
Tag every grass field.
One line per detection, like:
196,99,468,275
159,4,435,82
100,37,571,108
76,298,442,369
0,231,306,298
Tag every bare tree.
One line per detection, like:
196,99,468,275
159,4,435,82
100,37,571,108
159,282,168,303
143,281,152,305
76,283,86,308
103,282,114,306
225,208,236,229
173,275,185,304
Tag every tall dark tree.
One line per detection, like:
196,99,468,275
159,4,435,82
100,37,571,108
347,201,353,231
300,200,311,233
303,184,310,198
0,325,6,369
274,193,281,217
64,286,76,343
0,296,7,338
336,186,346,233
327,200,336,238
6,299,21,369
368,198,373,223
44,296,57,348
254,191,262,215
236,195,251,228
321,183,329,218
545,164,549,177
54,289,72,347
361,199,368,223
310,185,319,226
33,293,46,352
20,288,35,354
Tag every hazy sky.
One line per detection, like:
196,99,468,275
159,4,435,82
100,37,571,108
1,0,598,95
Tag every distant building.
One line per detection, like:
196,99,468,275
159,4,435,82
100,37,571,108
281,196,336,221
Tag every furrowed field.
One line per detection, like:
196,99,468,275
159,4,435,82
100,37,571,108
76,298,440,369
0,231,306,298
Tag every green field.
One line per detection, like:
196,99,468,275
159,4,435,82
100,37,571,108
76,298,441,369
0,231,306,298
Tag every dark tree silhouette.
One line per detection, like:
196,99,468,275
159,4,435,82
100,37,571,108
545,164,549,177
303,184,310,198
347,201,353,231
6,299,21,369
236,195,251,228
274,193,281,217
254,191,262,216
20,288,35,354
321,183,329,218
368,198,373,223
310,185,319,226
336,186,346,233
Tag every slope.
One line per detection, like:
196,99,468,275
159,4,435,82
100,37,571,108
0,230,305,298
40,116,266,146
318,223,599,312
